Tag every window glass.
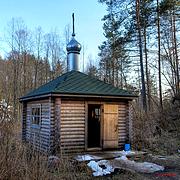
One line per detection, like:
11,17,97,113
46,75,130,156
31,106,41,126
94,108,100,119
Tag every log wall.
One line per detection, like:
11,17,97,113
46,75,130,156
22,102,27,141
24,98,132,154
26,99,51,152
118,102,129,148
128,102,133,143
60,100,85,153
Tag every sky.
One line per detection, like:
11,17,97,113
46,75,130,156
0,0,106,62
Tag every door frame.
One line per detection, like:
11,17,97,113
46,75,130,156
85,101,103,150
85,101,119,151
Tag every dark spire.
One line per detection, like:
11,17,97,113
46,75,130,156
66,13,81,71
72,13,75,37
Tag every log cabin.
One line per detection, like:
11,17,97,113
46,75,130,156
20,14,137,154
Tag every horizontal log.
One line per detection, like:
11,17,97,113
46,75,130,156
61,124,84,128
61,134,84,139
39,132,51,137
60,117,85,121
41,118,50,122
118,119,126,122
60,138,84,143
118,120,127,123
41,111,50,114
61,121,85,125
61,142,85,146
40,126,50,131
41,122,50,126
118,111,127,114
61,105,85,109
118,131,126,134
61,110,85,114
61,131,85,135
61,114,85,118
118,134,126,137
61,106,84,110
118,123,126,126
118,127,126,130
118,115,127,118
61,127,84,132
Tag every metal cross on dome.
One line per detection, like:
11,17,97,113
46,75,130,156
72,13,75,37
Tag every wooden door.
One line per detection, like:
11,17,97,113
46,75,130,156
103,104,118,148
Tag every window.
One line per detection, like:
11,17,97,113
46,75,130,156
91,107,101,120
94,108,101,119
31,105,41,127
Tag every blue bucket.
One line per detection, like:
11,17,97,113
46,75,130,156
124,144,131,151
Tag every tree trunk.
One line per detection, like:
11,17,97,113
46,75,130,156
136,0,147,111
172,13,179,94
144,27,151,111
157,0,163,109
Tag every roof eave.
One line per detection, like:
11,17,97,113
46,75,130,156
19,92,138,102
19,93,52,102
53,93,137,99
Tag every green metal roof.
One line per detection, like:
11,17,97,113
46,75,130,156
20,70,136,100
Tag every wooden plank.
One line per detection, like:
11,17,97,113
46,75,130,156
103,104,118,149
104,104,119,113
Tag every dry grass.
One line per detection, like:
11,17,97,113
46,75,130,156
132,100,180,155
1,100,179,179
0,120,92,180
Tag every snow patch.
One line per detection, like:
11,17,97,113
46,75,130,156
115,155,164,173
119,150,135,156
87,160,115,176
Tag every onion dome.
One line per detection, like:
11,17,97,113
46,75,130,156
66,13,81,54
66,37,81,53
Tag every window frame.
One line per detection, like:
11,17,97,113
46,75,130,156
31,104,41,129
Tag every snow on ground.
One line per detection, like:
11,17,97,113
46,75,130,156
75,151,164,176
115,155,164,173
87,160,115,176
75,154,102,162
119,150,136,156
